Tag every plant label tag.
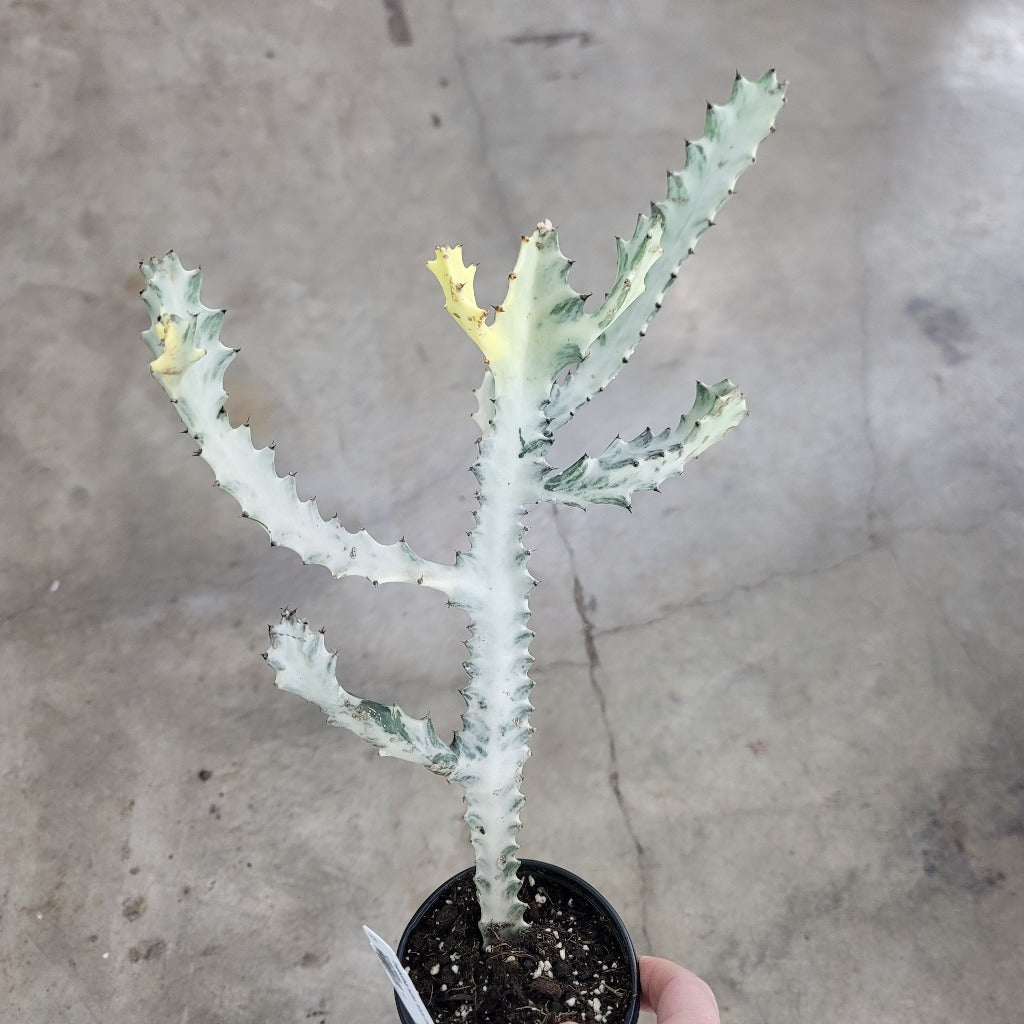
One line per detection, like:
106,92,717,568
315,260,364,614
363,925,436,1024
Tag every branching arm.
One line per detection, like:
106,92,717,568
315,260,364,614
540,380,746,508
140,253,465,599
267,612,458,775
544,71,785,431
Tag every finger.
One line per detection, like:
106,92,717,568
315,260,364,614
639,956,719,1024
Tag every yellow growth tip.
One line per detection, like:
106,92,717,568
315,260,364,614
426,246,504,364
150,315,204,376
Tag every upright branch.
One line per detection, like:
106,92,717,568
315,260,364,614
139,70,785,941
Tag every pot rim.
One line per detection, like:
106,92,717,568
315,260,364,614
395,858,640,1024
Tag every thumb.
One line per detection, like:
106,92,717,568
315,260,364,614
639,956,720,1024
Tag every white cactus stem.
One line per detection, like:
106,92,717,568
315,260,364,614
544,71,786,430
267,612,458,773
540,379,749,509
139,255,465,599
138,71,785,940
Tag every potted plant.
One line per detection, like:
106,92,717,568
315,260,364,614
137,70,785,1023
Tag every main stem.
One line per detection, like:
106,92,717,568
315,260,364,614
453,368,550,940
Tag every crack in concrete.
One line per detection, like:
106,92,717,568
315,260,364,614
591,501,1023,643
855,200,885,548
552,508,652,951
444,0,517,235
596,545,876,640
855,16,899,554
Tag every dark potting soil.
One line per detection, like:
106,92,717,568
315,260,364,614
401,871,633,1024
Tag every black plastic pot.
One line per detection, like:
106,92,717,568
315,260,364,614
395,859,641,1024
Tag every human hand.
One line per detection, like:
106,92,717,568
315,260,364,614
565,955,719,1024
637,956,719,1024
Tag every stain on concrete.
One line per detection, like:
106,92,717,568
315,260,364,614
917,725,1024,894
905,297,973,365
382,0,412,46
68,484,90,509
127,937,166,962
121,894,147,920
507,30,594,47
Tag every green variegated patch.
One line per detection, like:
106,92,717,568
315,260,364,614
541,380,747,509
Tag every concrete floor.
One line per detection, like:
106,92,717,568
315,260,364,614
2,1,1022,1021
